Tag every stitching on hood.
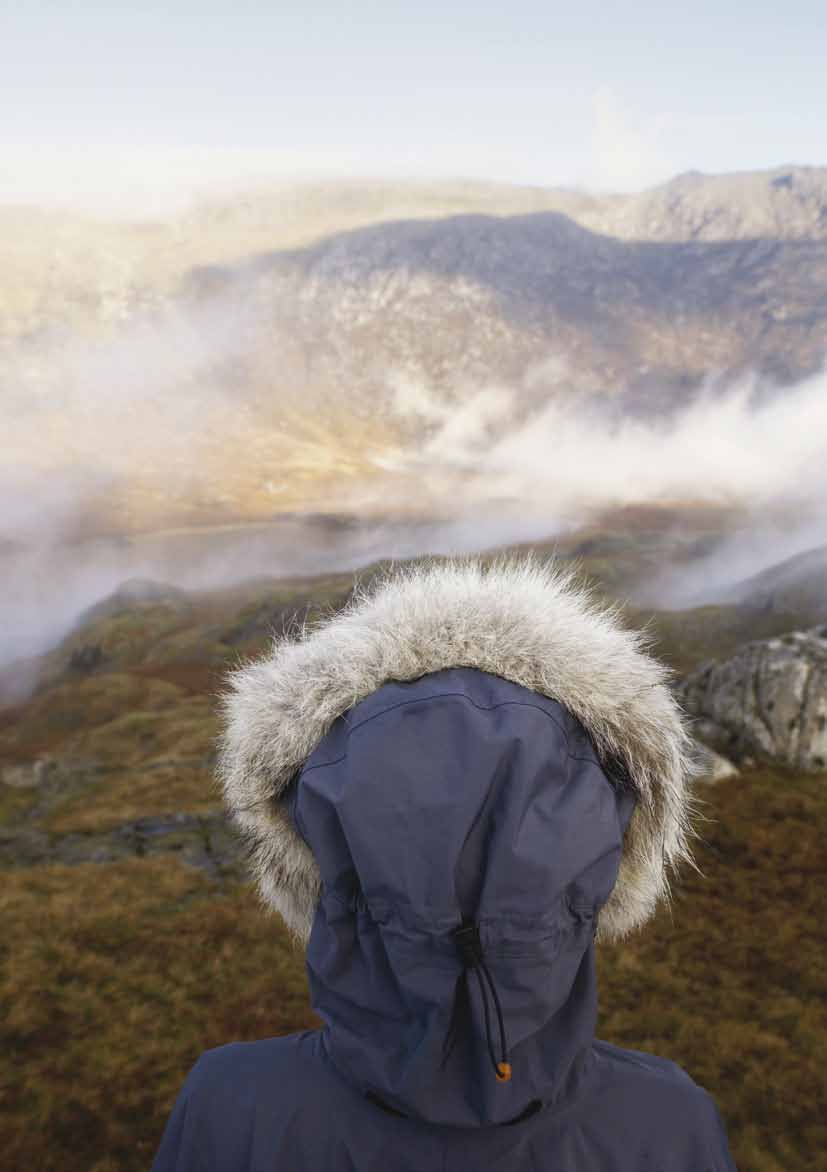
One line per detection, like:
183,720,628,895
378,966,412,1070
215,550,703,945
301,691,575,761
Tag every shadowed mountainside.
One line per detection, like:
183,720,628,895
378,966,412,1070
4,164,826,344
697,543,827,618
224,207,827,397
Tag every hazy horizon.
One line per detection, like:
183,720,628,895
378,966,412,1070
2,153,825,222
3,0,825,216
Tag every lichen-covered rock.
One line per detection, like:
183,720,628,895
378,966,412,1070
1,758,57,789
678,627,827,771
0,810,245,876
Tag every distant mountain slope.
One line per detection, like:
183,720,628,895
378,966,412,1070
194,207,827,399
577,165,827,243
2,166,825,346
0,179,592,342
700,544,827,622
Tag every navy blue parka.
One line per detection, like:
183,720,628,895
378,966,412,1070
152,555,737,1171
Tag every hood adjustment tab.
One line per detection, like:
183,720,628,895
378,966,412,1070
441,920,512,1083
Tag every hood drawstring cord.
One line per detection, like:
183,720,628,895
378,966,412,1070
440,920,512,1082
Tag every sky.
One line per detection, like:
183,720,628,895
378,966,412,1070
1,0,825,213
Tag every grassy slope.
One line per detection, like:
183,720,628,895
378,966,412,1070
2,769,824,1172
1,549,825,1169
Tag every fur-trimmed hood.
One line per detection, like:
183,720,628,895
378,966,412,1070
151,555,739,1150
216,551,701,946
215,551,706,1125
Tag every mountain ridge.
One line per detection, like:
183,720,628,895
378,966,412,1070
3,164,826,346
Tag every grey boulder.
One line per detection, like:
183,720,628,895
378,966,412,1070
678,627,827,771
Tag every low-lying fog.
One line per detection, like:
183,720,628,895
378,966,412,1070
2,271,826,682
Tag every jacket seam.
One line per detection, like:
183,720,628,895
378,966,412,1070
298,691,574,778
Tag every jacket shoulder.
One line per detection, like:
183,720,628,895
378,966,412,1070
189,1031,316,1099
593,1039,697,1087
152,1033,321,1172
588,1042,737,1170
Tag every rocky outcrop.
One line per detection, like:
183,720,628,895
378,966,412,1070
1,759,58,788
580,166,827,243
678,627,827,771
0,810,245,878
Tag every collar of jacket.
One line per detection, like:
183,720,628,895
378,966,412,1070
215,550,702,946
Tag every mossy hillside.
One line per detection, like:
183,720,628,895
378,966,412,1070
1,546,820,837
1,767,824,1171
0,572,363,833
1,547,825,1169
0,858,316,1172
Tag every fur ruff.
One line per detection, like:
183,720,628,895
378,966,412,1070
215,551,703,946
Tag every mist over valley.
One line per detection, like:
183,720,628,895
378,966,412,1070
3,166,827,680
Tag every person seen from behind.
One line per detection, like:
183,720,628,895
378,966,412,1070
152,552,738,1171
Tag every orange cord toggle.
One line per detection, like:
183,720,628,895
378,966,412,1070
442,921,514,1085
